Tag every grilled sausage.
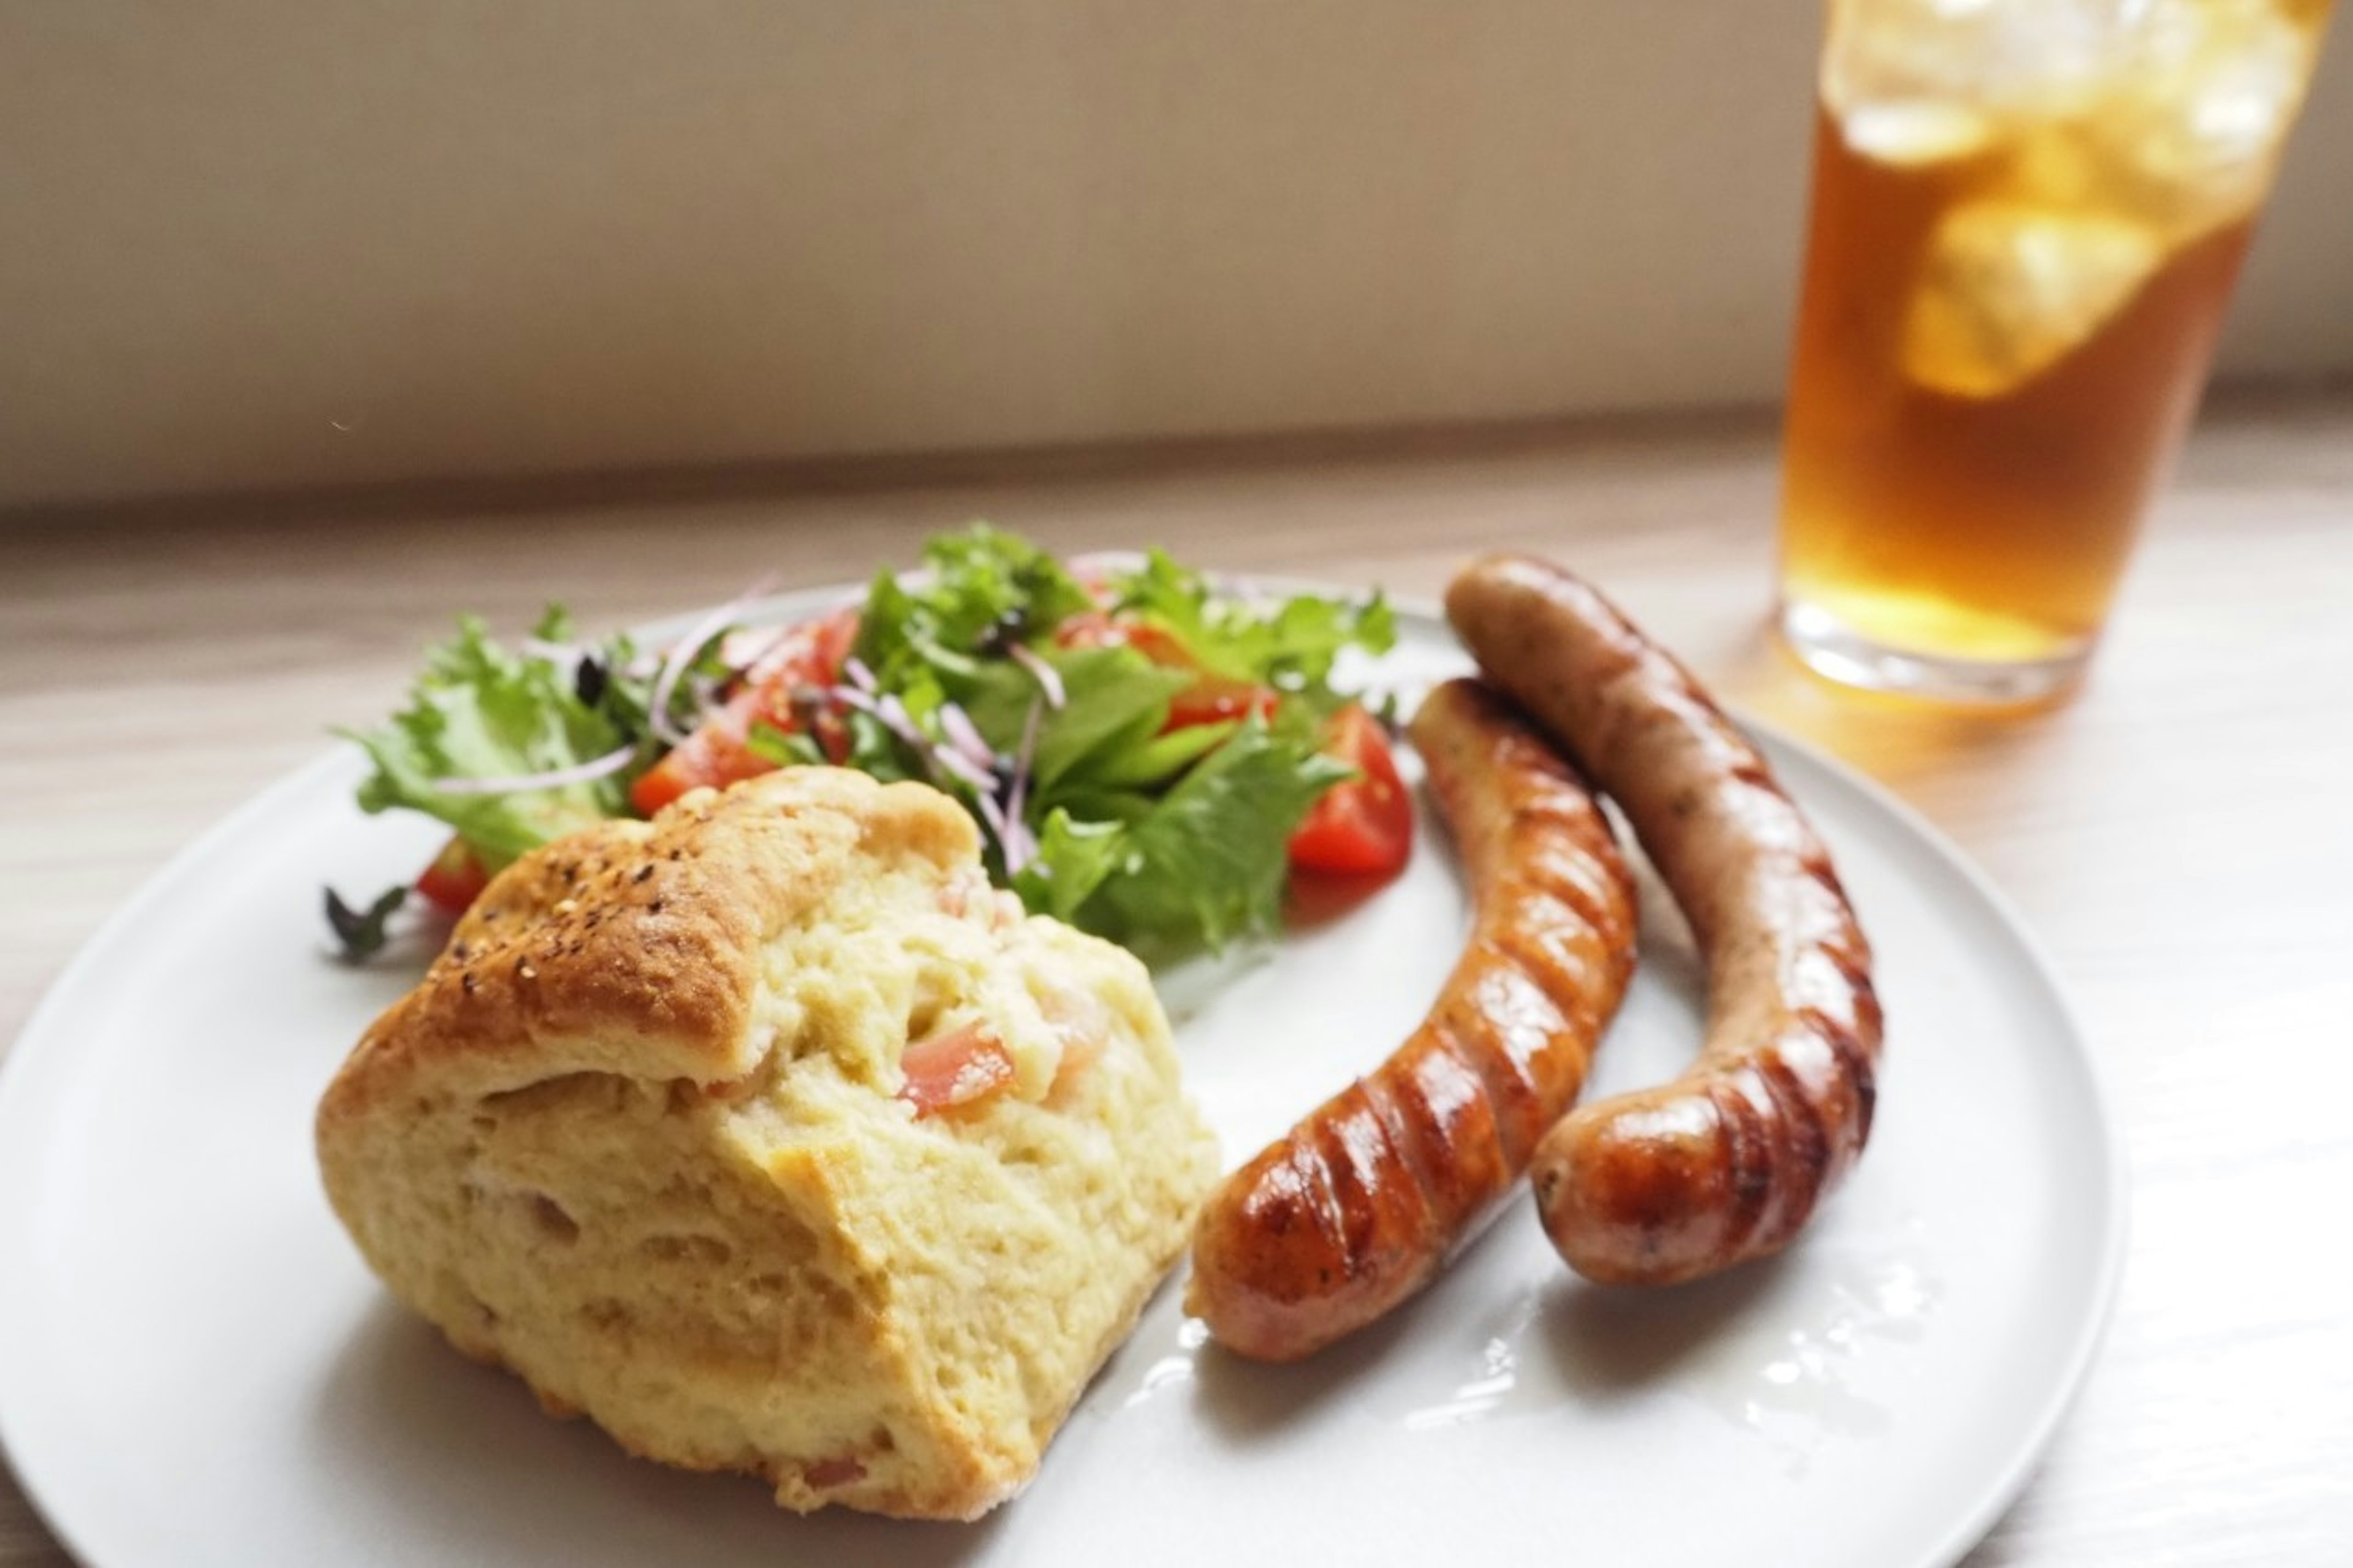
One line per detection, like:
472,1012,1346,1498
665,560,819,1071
1186,678,1638,1360
1444,555,1882,1287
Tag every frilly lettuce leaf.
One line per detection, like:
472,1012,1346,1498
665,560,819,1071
1055,714,1353,953
343,609,667,868
344,526,1395,958
1106,547,1396,699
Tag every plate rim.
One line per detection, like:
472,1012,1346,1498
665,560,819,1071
0,579,2129,1568
1739,729,2129,1568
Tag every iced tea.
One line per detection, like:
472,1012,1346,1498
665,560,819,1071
1777,0,2336,698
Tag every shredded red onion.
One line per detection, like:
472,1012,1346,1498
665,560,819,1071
648,576,780,746
973,786,1014,856
1001,819,1039,876
976,795,1036,877
429,741,639,796
1007,643,1066,710
841,656,879,694
933,745,996,792
832,686,950,779
721,624,795,677
998,699,1045,875
831,683,1025,858
937,703,997,771
876,691,926,747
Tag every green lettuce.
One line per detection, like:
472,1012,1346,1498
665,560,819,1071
850,526,1389,952
341,526,1399,960
1107,547,1396,697
343,609,683,868
1053,716,1353,953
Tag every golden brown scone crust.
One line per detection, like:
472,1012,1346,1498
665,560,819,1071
322,768,976,1114
317,768,1218,1520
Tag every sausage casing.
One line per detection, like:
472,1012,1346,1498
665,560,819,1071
1184,678,1638,1360
1444,555,1883,1287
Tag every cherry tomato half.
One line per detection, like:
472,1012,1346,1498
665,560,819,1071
1055,610,1279,732
629,607,859,816
414,836,491,916
1286,704,1413,879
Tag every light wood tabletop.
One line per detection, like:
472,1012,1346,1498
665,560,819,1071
4,385,2349,1564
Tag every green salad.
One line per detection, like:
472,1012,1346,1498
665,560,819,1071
332,527,1412,961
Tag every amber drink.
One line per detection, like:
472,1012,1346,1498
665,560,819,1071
1777,0,2336,702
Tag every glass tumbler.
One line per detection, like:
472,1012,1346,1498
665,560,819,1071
1775,0,2337,703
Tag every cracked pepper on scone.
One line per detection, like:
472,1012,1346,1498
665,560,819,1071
316,768,1219,1520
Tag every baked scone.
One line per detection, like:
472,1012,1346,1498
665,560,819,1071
317,768,1219,1520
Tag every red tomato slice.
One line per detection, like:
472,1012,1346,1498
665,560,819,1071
1287,704,1414,879
1165,675,1279,730
627,702,767,816
1051,608,1118,650
1055,609,1281,732
414,837,491,915
794,604,863,681
897,1021,1017,1116
1053,610,1197,670
629,607,859,816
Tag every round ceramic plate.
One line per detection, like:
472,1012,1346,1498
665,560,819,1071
0,588,2124,1568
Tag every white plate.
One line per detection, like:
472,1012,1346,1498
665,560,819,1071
0,589,2123,1568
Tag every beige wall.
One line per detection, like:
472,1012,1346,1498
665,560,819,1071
3,1,2347,508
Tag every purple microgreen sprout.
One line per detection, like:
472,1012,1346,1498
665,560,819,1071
647,575,779,744
1007,642,1066,710
426,741,640,796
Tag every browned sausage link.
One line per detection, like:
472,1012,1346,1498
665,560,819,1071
1444,555,1883,1287
1184,678,1637,1360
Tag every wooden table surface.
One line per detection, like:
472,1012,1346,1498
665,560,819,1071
4,387,2350,1564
